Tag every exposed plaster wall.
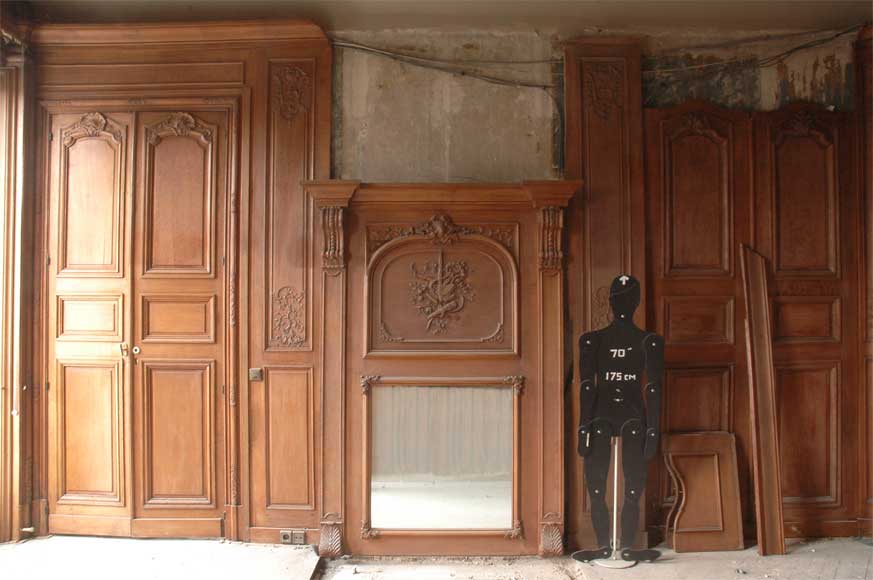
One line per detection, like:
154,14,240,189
332,28,858,181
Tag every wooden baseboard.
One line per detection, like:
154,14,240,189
49,514,131,537
248,526,319,545
131,517,222,538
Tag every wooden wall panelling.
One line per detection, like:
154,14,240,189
752,104,860,539
740,245,786,555
564,37,646,551
334,181,575,556
29,21,332,543
855,24,873,537
663,432,744,552
644,102,753,535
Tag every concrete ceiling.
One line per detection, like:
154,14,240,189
22,1,873,33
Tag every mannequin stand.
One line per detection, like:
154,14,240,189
592,436,637,569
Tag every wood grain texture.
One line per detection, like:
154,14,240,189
740,245,786,555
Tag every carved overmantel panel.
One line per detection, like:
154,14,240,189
367,214,519,356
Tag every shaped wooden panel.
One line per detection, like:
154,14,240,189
57,294,123,342
772,297,840,343
664,432,744,552
57,361,124,505
141,361,215,507
141,294,216,343
663,112,733,277
366,215,518,356
265,61,317,351
775,362,840,505
771,114,839,277
663,296,734,345
143,113,216,277
58,113,126,277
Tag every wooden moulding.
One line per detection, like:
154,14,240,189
740,244,786,555
663,432,744,552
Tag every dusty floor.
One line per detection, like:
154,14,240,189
315,538,873,580
0,535,320,580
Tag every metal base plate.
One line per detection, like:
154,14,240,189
591,558,638,569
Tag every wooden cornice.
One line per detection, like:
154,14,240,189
30,19,328,46
303,180,360,208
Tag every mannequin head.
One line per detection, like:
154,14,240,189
609,274,640,322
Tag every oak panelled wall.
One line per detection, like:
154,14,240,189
644,101,865,540
31,22,331,542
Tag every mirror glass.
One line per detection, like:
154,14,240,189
370,385,513,529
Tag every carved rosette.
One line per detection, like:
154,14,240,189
273,65,311,123
361,375,380,394
318,520,344,557
146,112,213,145
539,206,564,271
504,375,525,395
368,213,515,255
62,112,124,147
583,62,624,120
321,206,345,272
361,520,380,539
270,286,306,347
539,523,564,556
505,520,524,540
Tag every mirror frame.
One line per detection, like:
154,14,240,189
360,375,524,538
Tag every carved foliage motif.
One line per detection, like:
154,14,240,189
318,523,343,557
146,112,213,145
504,375,525,395
368,213,515,255
270,286,305,347
361,520,380,539
409,252,475,335
505,520,524,539
321,206,345,271
63,112,123,146
360,375,380,394
540,206,564,271
273,65,312,123
592,285,613,329
583,63,624,120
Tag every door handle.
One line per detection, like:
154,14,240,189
120,342,129,357
132,346,141,355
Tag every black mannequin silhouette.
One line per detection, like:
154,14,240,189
573,274,663,563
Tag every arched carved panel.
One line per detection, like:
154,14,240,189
366,214,518,356
143,112,217,277
58,112,126,277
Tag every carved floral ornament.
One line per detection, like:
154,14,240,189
63,112,123,146
270,286,306,348
583,62,624,120
273,65,311,123
409,253,475,335
367,213,515,255
146,112,213,145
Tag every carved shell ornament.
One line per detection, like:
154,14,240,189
146,112,213,145
273,66,311,122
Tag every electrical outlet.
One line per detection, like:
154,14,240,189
279,529,306,545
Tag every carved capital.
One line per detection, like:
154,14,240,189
321,206,346,272
361,375,380,394
538,522,564,556
318,521,344,557
539,206,564,271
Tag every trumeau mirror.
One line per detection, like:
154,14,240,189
361,376,523,536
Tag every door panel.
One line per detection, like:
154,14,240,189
47,111,134,531
132,110,227,536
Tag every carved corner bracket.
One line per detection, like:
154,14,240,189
361,375,381,394
504,520,524,540
318,514,344,557
361,520,381,539
321,206,345,272
539,206,565,272
504,374,525,395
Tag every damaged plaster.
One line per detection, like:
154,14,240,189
332,27,860,180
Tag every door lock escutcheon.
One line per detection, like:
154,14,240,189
249,368,264,381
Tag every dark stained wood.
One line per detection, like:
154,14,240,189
564,37,646,550
644,101,754,535
740,244,786,556
752,104,861,539
856,24,873,538
663,432,744,552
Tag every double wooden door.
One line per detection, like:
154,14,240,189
46,108,230,537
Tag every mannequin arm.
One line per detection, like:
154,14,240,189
643,333,665,460
577,331,599,456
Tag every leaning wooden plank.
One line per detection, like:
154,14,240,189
740,245,786,555
663,432,744,552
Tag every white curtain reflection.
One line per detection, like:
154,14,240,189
371,385,513,529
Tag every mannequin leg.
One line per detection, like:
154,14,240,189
572,424,614,562
619,419,660,562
